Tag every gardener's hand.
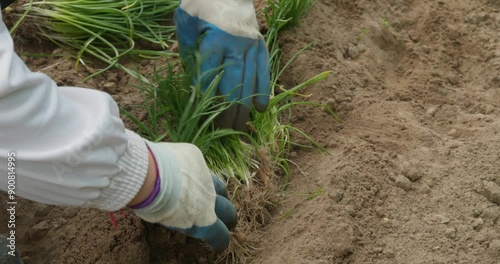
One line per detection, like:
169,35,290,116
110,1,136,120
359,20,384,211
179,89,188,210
174,0,270,131
132,142,237,253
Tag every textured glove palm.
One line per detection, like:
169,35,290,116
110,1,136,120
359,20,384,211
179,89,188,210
133,142,237,253
174,0,271,131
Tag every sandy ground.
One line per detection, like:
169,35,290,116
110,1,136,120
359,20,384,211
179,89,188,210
252,0,500,263
1,0,500,263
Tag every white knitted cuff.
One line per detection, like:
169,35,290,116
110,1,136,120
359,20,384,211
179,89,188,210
86,130,149,211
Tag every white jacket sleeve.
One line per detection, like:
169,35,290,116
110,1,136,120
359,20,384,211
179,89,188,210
0,11,149,211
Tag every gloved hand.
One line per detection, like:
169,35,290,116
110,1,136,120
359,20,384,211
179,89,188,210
132,142,237,253
174,0,271,131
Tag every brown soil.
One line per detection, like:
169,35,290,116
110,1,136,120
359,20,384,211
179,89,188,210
2,0,500,263
252,0,500,263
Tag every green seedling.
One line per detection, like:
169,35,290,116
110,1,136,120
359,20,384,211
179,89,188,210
358,28,371,40
278,208,294,221
306,188,324,200
381,17,390,28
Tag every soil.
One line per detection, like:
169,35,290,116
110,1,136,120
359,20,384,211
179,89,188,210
2,0,500,263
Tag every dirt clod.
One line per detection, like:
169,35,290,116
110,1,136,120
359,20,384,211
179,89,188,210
330,220,355,258
472,218,484,230
445,227,457,239
347,44,360,59
408,30,420,42
424,214,450,225
447,25,460,40
395,175,413,191
481,207,500,222
447,128,459,138
490,240,500,256
446,74,459,85
481,181,500,204
426,107,437,116
329,189,344,202
401,162,423,182
384,249,395,258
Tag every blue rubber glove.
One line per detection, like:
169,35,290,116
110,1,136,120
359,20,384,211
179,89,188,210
174,0,271,131
133,142,237,253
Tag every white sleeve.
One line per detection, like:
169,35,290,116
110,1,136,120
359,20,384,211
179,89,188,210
0,11,149,211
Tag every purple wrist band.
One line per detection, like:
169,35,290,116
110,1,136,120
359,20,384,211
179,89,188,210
129,147,161,209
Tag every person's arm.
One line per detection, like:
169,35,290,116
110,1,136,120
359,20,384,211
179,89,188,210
0,6,237,252
0,10,149,211
0,4,237,252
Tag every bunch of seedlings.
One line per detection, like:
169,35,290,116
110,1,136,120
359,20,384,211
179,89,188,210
123,0,337,262
13,0,179,79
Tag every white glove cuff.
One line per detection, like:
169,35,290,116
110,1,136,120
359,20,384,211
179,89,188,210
180,0,261,39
